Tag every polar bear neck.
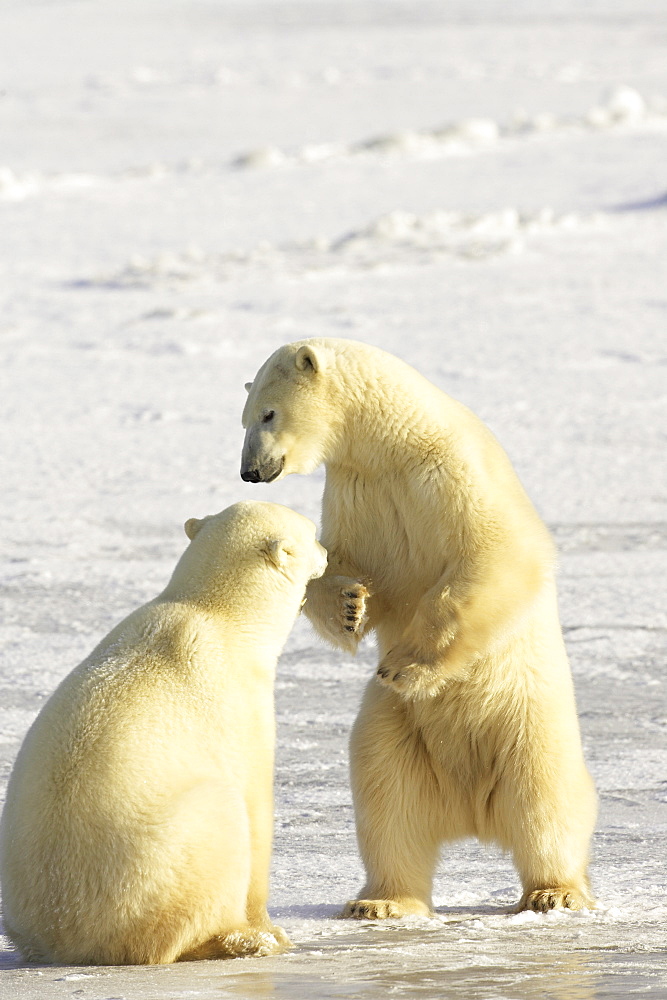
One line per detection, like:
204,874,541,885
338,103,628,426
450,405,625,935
316,341,547,554
322,346,481,480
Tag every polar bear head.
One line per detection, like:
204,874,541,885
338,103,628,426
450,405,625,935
241,340,346,483
167,501,327,607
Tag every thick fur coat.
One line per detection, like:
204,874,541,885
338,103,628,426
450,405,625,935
0,501,326,963
241,338,597,916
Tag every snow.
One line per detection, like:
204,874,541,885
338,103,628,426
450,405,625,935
1,0,666,996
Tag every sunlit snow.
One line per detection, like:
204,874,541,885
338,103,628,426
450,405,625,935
1,1,666,997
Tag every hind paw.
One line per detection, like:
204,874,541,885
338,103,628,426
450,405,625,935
519,887,591,912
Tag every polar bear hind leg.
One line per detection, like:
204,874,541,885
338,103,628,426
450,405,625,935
510,799,597,913
101,780,251,964
88,779,285,965
342,683,459,920
488,737,597,913
165,780,288,962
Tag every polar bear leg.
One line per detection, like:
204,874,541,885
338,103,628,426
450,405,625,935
140,780,253,964
102,778,286,965
342,682,444,919
501,766,597,912
512,829,596,913
514,847,595,913
48,779,255,965
159,773,287,963
169,780,290,961
243,773,293,951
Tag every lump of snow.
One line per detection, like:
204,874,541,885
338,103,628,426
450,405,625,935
456,118,500,143
360,131,435,155
507,909,540,924
588,86,647,127
233,146,288,169
605,86,647,122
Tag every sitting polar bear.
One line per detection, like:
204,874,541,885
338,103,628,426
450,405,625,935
241,338,597,916
0,501,326,965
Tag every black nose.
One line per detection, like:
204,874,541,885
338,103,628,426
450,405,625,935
241,468,262,483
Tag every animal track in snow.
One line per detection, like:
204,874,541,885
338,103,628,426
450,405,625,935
2,88,665,202
77,206,603,289
0,168,103,202
233,87,667,170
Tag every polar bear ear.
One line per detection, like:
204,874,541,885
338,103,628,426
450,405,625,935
244,382,253,393
184,517,202,540
261,538,294,571
295,344,322,374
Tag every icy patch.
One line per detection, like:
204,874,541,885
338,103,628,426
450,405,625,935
78,206,601,289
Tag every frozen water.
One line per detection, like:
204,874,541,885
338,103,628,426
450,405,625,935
1,1,666,997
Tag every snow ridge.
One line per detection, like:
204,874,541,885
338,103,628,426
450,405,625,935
233,86,666,170
78,206,602,289
1,87,663,202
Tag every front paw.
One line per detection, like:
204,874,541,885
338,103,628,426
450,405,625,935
324,578,370,650
377,647,445,699
340,582,370,642
304,575,371,652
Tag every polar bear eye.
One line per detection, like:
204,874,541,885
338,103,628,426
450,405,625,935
262,410,275,424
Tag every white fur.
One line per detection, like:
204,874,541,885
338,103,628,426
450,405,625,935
0,501,326,964
241,339,598,916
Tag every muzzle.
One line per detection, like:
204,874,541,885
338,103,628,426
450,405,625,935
240,456,284,483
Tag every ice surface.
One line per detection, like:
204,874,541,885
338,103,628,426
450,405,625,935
1,1,666,997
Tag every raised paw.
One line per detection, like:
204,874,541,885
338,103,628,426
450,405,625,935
519,887,590,913
341,583,370,639
303,575,370,652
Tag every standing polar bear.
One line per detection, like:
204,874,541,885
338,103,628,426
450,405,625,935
0,501,326,965
241,338,597,916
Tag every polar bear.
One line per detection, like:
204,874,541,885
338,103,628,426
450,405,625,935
241,339,597,917
0,501,326,965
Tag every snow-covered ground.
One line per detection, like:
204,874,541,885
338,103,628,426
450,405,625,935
1,1,666,996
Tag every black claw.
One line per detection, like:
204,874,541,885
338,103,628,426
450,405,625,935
345,625,355,632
